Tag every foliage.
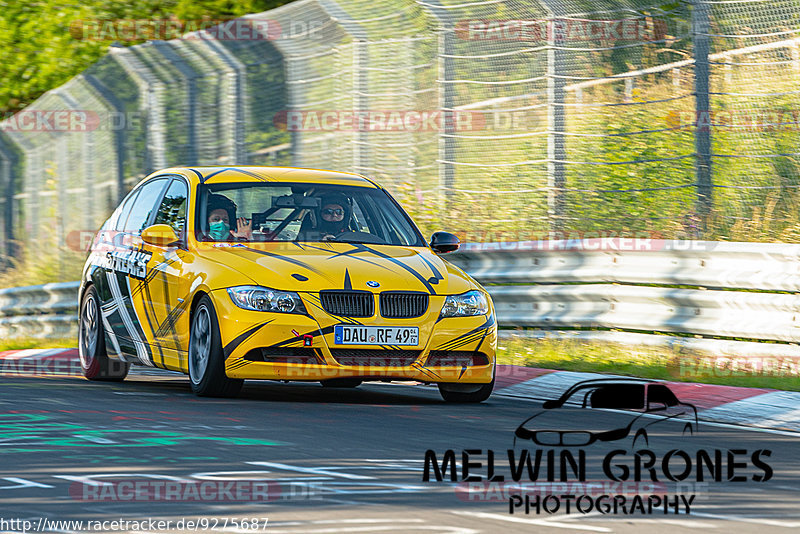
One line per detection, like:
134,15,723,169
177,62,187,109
0,0,291,115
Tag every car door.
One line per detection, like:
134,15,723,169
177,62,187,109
91,187,135,361
139,176,193,371
103,178,169,367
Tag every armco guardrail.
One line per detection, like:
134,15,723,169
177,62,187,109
446,240,800,348
0,281,80,340
3,240,800,352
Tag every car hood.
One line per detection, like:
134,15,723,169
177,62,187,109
517,408,642,434
200,242,477,295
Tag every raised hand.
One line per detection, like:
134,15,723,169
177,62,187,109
230,217,252,240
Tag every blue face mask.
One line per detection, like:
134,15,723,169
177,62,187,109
209,220,230,240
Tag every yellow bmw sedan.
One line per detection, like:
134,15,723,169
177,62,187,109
78,166,496,402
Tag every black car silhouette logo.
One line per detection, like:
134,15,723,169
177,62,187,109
514,379,698,448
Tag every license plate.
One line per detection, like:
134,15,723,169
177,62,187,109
334,325,419,346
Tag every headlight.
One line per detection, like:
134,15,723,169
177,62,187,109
440,290,489,318
227,286,306,314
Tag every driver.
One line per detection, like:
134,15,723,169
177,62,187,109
207,194,252,241
317,193,351,241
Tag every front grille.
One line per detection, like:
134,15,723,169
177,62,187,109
426,351,489,367
320,290,374,317
380,292,429,318
331,349,420,367
244,347,319,364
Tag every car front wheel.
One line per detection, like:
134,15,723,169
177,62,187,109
79,285,129,381
188,295,243,397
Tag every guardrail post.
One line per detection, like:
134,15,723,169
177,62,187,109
0,134,18,265
198,38,248,165
438,26,455,206
693,0,713,229
52,87,89,254
317,0,369,174
352,38,369,173
81,74,127,203
152,41,199,166
109,47,168,173
542,0,567,233
417,0,455,206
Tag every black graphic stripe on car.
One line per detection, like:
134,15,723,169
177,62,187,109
223,320,274,360
329,243,438,294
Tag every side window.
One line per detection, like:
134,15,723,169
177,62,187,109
122,179,168,235
647,384,679,407
112,189,140,232
154,179,188,237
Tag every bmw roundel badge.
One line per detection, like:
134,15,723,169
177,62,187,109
366,280,380,288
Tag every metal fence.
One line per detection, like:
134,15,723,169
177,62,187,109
8,241,800,363
2,0,800,267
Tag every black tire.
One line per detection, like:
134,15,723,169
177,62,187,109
321,378,363,388
188,295,243,398
438,377,494,403
632,428,649,449
79,285,129,381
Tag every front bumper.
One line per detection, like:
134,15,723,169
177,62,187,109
210,289,496,383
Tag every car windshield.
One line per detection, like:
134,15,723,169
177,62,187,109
560,383,646,410
196,182,426,246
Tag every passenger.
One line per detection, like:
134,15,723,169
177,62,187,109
207,194,252,241
317,193,351,241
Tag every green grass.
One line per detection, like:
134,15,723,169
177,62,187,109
497,335,800,391
0,337,77,352
0,239,86,289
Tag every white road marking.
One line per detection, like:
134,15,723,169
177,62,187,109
0,349,54,360
112,392,166,396
71,434,115,444
254,527,477,534
452,511,612,532
269,519,424,526
692,512,800,528
247,461,375,480
0,477,54,489
582,516,717,528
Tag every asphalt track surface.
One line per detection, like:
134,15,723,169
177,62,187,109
0,369,798,533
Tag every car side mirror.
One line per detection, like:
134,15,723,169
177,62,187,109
142,224,179,247
430,231,460,254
